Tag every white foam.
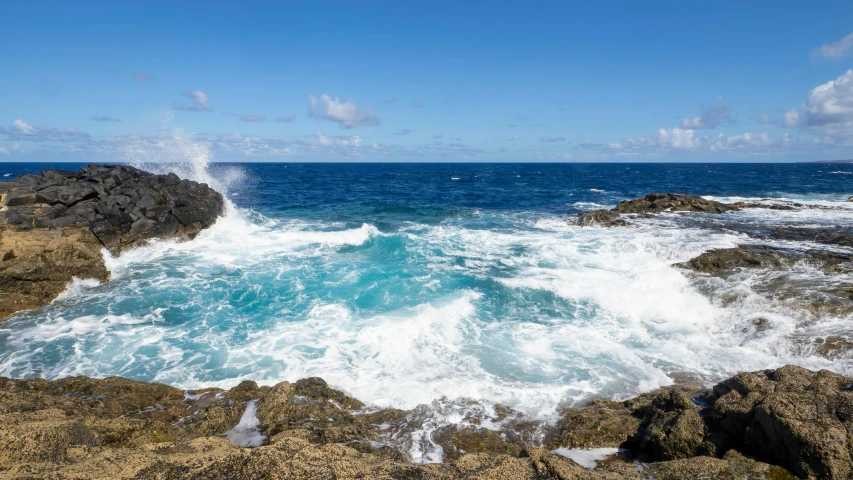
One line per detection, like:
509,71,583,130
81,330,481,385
225,400,266,447
552,447,619,468
53,278,102,302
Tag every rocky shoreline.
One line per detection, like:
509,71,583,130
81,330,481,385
3,365,850,479
0,165,224,320
0,174,851,478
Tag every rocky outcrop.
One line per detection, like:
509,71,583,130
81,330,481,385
575,193,736,226
0,165,225,320
613,193,735,214
8,366,847,479
675,245,853,276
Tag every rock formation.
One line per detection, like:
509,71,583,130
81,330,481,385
0,165,225,320
4,365,847,478
575,193,736,226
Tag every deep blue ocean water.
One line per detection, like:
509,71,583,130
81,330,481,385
0,161,851,459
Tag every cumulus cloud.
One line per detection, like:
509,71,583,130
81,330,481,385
680,97,731,129
175,90,211,112
308,94,380,129
539,136,566,142
91,114,121,122
240,114,266,122
274,115,296,123
132,72,151,84
12,119,36,135
655,128,698,149
811,32,853,60
784,69,853,144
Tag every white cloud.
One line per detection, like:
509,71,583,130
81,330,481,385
240,114,266,122
308,94,380,129
13,119,36,135
274,115,296,123
784,69,853,144
176,90,211,112
679,97,731,129
655,127,698,149
811,32,853,60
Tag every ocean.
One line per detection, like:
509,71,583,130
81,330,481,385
1,160,851,460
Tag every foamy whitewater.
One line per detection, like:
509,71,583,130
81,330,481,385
1,146,851,460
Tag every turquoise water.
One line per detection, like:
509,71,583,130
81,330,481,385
1,160,852,429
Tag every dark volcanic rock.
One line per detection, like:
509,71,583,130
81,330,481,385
575,209,629,227
768,227,853,248
614,193,736,214
674,246,787,274
574,193,736,227
675,244,853,275
0,165,225,320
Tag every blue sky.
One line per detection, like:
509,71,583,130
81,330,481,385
1,1,852,162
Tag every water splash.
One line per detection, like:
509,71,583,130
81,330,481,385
120,114,245,198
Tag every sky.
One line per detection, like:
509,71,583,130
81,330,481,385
1,1,853,163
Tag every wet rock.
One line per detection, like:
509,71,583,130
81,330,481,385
676,244,853,276
674,245,787,274
433,425,523,462
768,227,853,248
0,165,225,320
575,209,628,227
574,192,736,227
614,193,736,214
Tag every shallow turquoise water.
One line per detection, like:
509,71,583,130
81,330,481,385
1,161,852,425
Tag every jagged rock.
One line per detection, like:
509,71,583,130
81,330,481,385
2,370,826,479
556,399,641,449
636,390,706,461
768,227,853,248
0,165,225,320
674,246,787,274
676,245,853,276
710,365,853,479
433,425,523,462
614,193,735,214
575,210,628,227
573,193,736,227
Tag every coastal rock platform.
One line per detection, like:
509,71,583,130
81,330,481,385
4,365,847,479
